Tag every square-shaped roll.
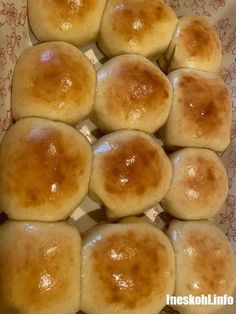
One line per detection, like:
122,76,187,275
0,221,81,314
81,221,175,314
159,15,221,73
161,69,232,151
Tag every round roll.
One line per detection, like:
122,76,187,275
161,69,232,152
167,220,236,314
0,220,81,314
161,148,228,220
12,42,96,125
159,15,222,73
28,0,107,47
0,118,92,221
90,130,172,219
98,0,178,58
81,221,175,314
92,54,172,133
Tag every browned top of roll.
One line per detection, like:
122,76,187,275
110,0,174,42
91,228,170,309
105,60,170,118
177,72,230,139
99,137,162,196
180,16,220,60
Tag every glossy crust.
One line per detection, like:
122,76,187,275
161,148,228,220
0,118,92,221
12,42,96,125
92,54,172,133
161,69,232,151
89,130,172,219
159,15,221,73
167,220,236,314
81,222,175,314
98,0,178,58
0,221,81,314
28,0,107,46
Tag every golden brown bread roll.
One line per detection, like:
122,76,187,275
0,118,92,221
161,69,232,151
28,0,107,47
92,54,172,133
81,221,175,314
159,15,221,73
167,220,236,314
98,0,178,58
0,220,81,314
12,42,96,125
89,130,172,219
161,148,228,220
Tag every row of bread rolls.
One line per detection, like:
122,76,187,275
27,0,221,74
0,119,228,221
11,41,231,151
0,219,235,314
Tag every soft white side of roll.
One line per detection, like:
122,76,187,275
92,54,172,133
28,0,107,47
98,0,178,58
81,222,175,314
12,42,96,125
0,221,81,314
161,148,228,220
89,130,172,219
159,15,222,73
0,118,92,221
167,220,236,314
161,69,232,151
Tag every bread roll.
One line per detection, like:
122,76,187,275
98,0,178,58
167,220,236,314
159,16,221,73
161,69,232,151
161,148,228,220
92,54,172,133
28,0,107,47
12,42,96,125
90,130,172,219
0,220,81,314
81,221,175,314
0,118,92,221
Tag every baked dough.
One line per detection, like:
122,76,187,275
0,220,81,314
98,0,178,58
28,0,107,47
92,54,172,133
89,130,172,219
167,220,236,314
12,42,96,125
0,118,92,221
161,69,232,151
161,148,228,220
81,221,175,314
159,15,221,73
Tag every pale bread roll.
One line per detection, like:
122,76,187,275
0,221,81,314
92,54,172,133
161,69,232,151
159,16,221,73
0,118,92,221
161,148,228,220
28,0,107,47
89,130,172,219
98,0,178,58
12,42,96,125
81,222,175,314
167,220,236,314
